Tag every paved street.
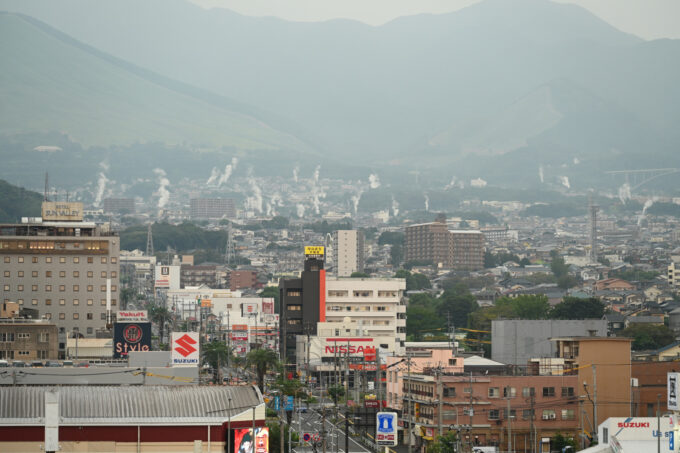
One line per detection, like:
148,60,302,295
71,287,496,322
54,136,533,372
291,408,370,453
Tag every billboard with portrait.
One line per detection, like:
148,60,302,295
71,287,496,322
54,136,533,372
234,428,269,453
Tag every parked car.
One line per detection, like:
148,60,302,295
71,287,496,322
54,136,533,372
0,360,8,367
45,361,62,367
11,361,27,367
30,360,44,367
62,360,74,367
75,361,89,367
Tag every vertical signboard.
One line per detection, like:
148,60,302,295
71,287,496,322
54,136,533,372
376,412,398,446
669,373,679,410
234,428,269,453
171,332,199,366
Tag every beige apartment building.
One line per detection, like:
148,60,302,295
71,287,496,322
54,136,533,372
0,305,58,361
332,229,365,277
0,203,119,339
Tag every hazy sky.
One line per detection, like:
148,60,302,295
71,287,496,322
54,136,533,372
189,0,680,40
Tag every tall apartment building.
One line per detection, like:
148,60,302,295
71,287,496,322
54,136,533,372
0,202,120,343
190,198,236,220
332,230,365,277
405,215,485,270
102,198,135,214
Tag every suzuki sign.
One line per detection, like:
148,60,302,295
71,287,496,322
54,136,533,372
171,332,200,366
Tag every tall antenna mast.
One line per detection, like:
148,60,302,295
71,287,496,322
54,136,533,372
146,223,154,257
44,172,49,202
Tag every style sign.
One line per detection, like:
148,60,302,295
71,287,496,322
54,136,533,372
171,332,199,366
376,412,398,446
669,373,679,411
113,322,151,358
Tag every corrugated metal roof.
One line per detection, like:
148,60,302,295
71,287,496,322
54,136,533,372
0,385,263,425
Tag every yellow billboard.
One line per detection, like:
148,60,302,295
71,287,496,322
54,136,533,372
304,246,325,256
41,202,83,221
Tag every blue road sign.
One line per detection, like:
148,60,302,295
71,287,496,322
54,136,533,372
376,412,398,446
285,396,294,411
670,431,674,451
274,396,280,411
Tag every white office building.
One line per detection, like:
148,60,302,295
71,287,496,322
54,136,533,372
332,230,365,277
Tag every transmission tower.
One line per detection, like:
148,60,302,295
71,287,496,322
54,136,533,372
146,223,154,257
225,222,234,264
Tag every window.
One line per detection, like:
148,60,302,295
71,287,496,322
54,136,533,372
73,271,79,278
46,257,52,263
87,271,93,278
31,299,37,305
287,319,301,325
87,313,93,320
59,299,65,306
561,387,575,398
73,299,79,305
17,333,30,340
488,410,500,420
32,271,38,278
100,285,107,292
111,285,117,292
543,387,555,397
378,291,397,297
3,271,8,277
561,409,575,420
376,306,386,311
73,257,79,263
87,299,93,306
353,291,372,297
45,285,52,292
59,285,65,292
73,285,79,292
3,257,8,263
59,257,66,263
101,313,106,320
17,285,23,291
59,271,65,278
87,257,93,264
523,387,536,397
504,387,516,398
18,299,23,305
46,299,51,305
542,409,556,420
2,284,8,291
488,387,500,398
32,285,38,291
111,271,117,278
448,359,458,366
87,285,93,292
101,299,106,306
18,257,24,263
73,313,79,320
112,299,117,306
101,271,107,278
287,305,302,311
45,313,51,319
603,427,609,443
46,271,52,277
522,409,534,420
443,387,456,397
39,332,49,342
286,289,301,296
503,409,516,419
18,271,23,277
31,257,38,263
87,327,93,334
0,333,15,342
59,313,65,320
111,257,117,264
101,257,107,264
463,408,472,416
463,387,472,394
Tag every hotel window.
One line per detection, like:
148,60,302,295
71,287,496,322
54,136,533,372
59,271,65,277
87,327,93,334
101,299,106,306
111,285,117,292
32,299,37,305
59,299,65,306
44,313,51,319
112,299,117,306
46,257,52,263
18,299,23,305
101,313,106,320
87,257,93,264
87,299,93,306
2,284,8,291
45,285,52,292
18,257,24,263
3,257,8,263
288,305,302,311
101,285,107,292
87,271,93,278
111,257,117,264
46,299,52,305
328,290,348,297
59,285,65,292
73,313,79,320
73,257,79,263
32,257,38,263
59,257,66,263
101,271,107,278
74,285,80,291
87,285,93,292
32,285,38,291
46,271,52,277
87,313,93,320
3,271,8,277
111,271,117,278
286,289,301,296
101,257,107,264
73,271,79,278
73,299,79,305
32,271,38,277
18,271,23,277
59,313,65,320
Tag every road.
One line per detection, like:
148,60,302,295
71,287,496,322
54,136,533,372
291,407,370,453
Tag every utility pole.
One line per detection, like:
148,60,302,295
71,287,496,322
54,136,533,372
437,367,443,437
345,339,350,408
407,354,412,453
657,394,661,453
593,365,598,444
579,398,584,451
375,348,381,407
469,372,474,451
530,393,536,453
322,405,327,453
506,387,512,453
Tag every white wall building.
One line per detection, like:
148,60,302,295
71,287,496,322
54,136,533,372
332,230,365,277
325,277,406,355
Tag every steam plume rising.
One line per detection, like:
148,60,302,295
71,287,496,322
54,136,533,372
368,174,381,189
351,190,363,216
470,178,487,188
93,172,109,208
218,157,239,187
391,197,400,217
313,165,320,184
293,166,299,183
206,167,220,185
296,204,306,218
246,177,263,213
424,194,429,211
638,198,657,226
618,183,632,204
153,168,170,208
559,176,570,189
538,165,544,183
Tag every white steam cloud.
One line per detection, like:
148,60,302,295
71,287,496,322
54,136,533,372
246,177,263,213
559,176,570,189
93,160,110,208
313,165,321,184
391,197,400,217
538,165,544,183
218,157,239,187
618,183,632,204
206,167,220,185
368,173,381,189
296,204,306,218
153,168,170,208
470,178,487,188
445,177,458,190
573,157,580,165
351,190,363,216
293,166,299,183
424,194,429,211
638,197,657,226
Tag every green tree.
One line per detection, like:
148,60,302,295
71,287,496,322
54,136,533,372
394,270,431,291
350,272,370,278
557,274,579,289
407,304,444,340
437,284,479,328
550,297,605,320
259,286,280,313
378,231,404,245
390,244,403,267
246,348,279,393
551,432,577,451
203,341,231,381
147,303,173,347
267,421,299,453
550,250,570,278
327,384,345,405
429,431,459,453
621,324,676,350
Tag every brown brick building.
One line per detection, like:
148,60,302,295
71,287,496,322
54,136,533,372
0,317,58,361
